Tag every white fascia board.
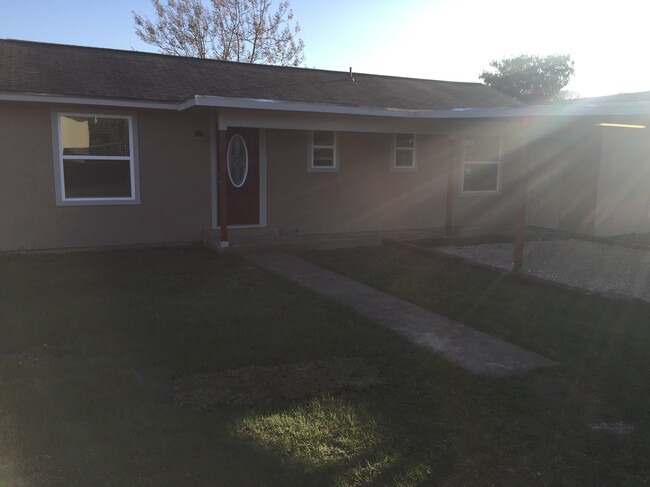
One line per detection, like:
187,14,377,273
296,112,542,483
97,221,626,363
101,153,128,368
177,96,199,111
3,91,650,119
0,92,181,110
193,94,525,118
440,101,650,118
192,95,422,117
192,95,650,118
415,106,531,118
528,100,650,117
0,91,524,117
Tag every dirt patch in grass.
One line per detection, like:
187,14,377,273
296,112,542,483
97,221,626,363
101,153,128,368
174,357,384,409
590,422,635,436
0,345,63,366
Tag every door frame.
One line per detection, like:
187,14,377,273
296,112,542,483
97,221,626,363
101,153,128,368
210,121,267,229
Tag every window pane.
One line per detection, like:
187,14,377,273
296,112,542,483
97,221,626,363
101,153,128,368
313,131,334,146
396,134,414,148
313,148,334,167
463,163,499,192
227,135,249,187
63,159,132,198
395,149,414,167
464,136,500,162
61,116,130,156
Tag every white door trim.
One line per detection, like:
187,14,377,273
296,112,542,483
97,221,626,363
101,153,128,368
210,116,218,229
259,129,268,227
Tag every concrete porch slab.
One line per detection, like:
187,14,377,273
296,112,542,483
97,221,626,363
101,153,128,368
245,252,557,377
207,228,445,252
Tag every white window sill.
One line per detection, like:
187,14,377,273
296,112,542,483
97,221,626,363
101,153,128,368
56,198,141,207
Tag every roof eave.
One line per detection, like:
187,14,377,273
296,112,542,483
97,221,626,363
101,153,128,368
0,92,182,110
192,94,525,118
2,92,650,118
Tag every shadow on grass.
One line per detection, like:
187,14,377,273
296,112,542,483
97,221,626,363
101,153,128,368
0,248,451,485
1,247,650,485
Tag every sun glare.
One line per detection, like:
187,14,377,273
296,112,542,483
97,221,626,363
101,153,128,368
597,123,646,129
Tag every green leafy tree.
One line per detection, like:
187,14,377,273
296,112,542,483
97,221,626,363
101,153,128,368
479,54,575,103
133,0,305,66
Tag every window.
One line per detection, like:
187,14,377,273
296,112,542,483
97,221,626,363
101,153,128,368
393,134,416,169
54,113,139,205
227,134,249,188
309,131,338,171
461,135,501,194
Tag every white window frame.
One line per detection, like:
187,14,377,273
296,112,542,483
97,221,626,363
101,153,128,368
52,111,140,206
392,133,417,170
308,131,338,172
227,133,249,188
460,136,501,195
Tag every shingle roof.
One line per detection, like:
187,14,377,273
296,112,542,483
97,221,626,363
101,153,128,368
0,39,519,110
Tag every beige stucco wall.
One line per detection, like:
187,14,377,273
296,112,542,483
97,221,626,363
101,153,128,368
1,101,530,251
447,133,521,233
524,119,650,237
595,127,650,236
555,126,601,235
523,120,602,235
0,102,212,251
526,126,567,230
228,109,527,237
266,119,525,236
266,130,450,234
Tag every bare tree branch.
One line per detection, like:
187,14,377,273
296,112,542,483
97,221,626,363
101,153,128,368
133,0,305,66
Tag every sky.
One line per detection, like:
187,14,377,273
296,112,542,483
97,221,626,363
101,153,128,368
1,0,649,98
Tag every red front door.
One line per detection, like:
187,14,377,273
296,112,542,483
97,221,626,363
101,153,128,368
219,127,259,226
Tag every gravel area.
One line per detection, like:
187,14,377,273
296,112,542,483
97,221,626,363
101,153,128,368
437,239,650,302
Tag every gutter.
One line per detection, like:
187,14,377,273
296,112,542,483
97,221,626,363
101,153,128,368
2,92,650,119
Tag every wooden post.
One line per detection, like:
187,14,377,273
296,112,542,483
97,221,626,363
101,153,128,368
512,188,527,272
512,121,531,272
444,137,458,236
218,129,229,246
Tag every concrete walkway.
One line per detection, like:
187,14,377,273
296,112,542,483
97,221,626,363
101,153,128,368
245,252,556,377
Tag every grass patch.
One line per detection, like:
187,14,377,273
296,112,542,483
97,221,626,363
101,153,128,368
296,245,650,484
2,246,650,485
333,452,400,487
237,396,383,469
0,248,440,486
298,245,650,368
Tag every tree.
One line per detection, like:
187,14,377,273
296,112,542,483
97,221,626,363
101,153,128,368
479,54,575,104
133,0,305,66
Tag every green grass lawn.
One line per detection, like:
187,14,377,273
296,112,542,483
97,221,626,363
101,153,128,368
1,246,649,486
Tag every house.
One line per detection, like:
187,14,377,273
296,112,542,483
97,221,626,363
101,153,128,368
0,39,648,252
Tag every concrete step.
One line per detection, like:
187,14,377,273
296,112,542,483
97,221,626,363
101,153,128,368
203,226,280,243
206,228,445,252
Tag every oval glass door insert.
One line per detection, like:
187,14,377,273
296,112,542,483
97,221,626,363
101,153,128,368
227,134,249,188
